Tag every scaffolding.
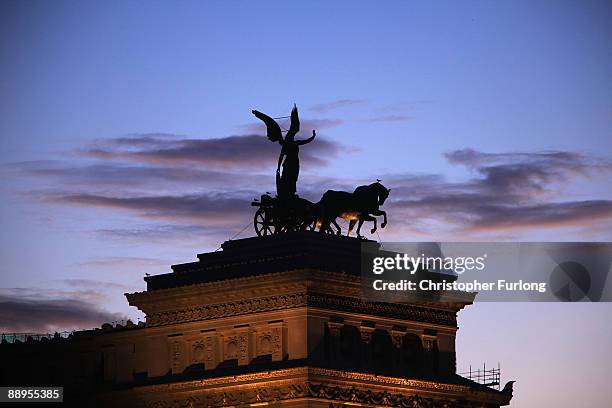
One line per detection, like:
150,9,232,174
460,362,501,389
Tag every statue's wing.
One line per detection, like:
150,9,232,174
286,104,300,139
252,110,283,143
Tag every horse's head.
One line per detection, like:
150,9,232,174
373,181,391,205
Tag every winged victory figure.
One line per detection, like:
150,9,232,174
252,105,316,198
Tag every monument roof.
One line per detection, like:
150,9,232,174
145,231,375,291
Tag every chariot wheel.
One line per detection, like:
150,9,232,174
254,207,275,236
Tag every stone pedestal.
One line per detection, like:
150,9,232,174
0,232,514,407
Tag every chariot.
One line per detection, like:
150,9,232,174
250,193,316,236
249,105,390,237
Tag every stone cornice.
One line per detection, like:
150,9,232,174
308,293,458,326
128,269,357,302
145,292,307,326
119,367,510,407
144,292,458,327
128,269,469,317
136,367,469,393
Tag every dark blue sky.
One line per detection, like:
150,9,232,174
1,1,611,406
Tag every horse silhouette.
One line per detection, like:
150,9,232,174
316,181,391,237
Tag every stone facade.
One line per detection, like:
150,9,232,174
0,232,514,407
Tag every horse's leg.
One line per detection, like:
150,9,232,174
348,220,356,236
372,209,387,228
312,217,321,231
323,219,333,234
318,216,327,232
356,219,365,238
368,215,378,234
331,218,342,235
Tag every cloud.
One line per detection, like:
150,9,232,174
96,224,214,240
470,200,612,231
82,133,342,169
15,160,273,193
60,279,132,291
392,194,612,233
385,149,612,235
15,139,356,244
30,173,366,245
448,149,611,197
13,131,612,241
51,191,252,225
309,99,366,113
0,288,127,333
445,148,611,171
95,224,254,247
76,257,170,269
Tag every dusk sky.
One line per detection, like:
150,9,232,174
1,1,611,407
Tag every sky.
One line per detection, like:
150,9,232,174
1,1,611,406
